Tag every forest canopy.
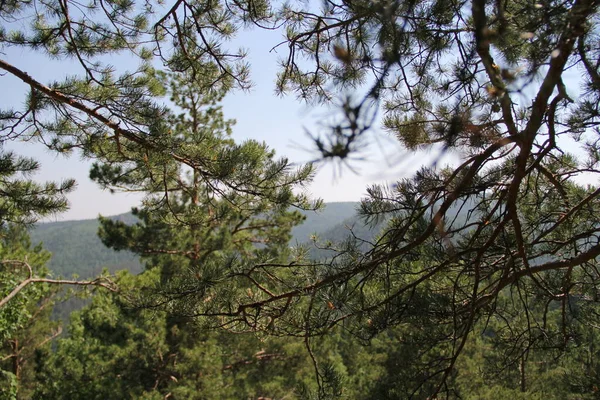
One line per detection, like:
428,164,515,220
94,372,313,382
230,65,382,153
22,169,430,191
2,0,600,397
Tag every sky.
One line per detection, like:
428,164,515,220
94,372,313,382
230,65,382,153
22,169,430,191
0,24,439,222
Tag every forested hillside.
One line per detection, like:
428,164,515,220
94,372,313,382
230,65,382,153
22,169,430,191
29,202,362,278
29,214,141,278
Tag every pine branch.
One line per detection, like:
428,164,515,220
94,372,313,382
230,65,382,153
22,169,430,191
0,260,117,309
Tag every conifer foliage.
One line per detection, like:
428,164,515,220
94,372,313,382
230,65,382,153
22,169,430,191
267,0,600,396
92,68,316,323
2,0,600,397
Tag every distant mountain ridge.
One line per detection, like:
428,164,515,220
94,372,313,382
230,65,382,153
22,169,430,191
29,213,142,278
29,202,362,278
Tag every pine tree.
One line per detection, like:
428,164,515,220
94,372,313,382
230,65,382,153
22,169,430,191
33,68,327,400
261,0,600,392
90,67,316,318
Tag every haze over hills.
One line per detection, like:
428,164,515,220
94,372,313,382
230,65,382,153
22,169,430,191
29,202,364,278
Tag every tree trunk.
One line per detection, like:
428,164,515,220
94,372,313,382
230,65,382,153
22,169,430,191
519,355,526,392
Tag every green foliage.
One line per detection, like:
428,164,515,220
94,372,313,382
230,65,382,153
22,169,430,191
265,0,600,395
0,226,53,341
34,268,383,399
3,0,600,397
0,225,59,399
34,270,171,400
0,152,74,227
0,370,17,400
88,69,318,323
30,68,324,399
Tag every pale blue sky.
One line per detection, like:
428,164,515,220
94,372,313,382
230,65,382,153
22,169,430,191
1,26,436,221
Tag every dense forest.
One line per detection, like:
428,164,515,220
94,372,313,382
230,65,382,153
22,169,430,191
7,205,598,399
3,0,600,398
